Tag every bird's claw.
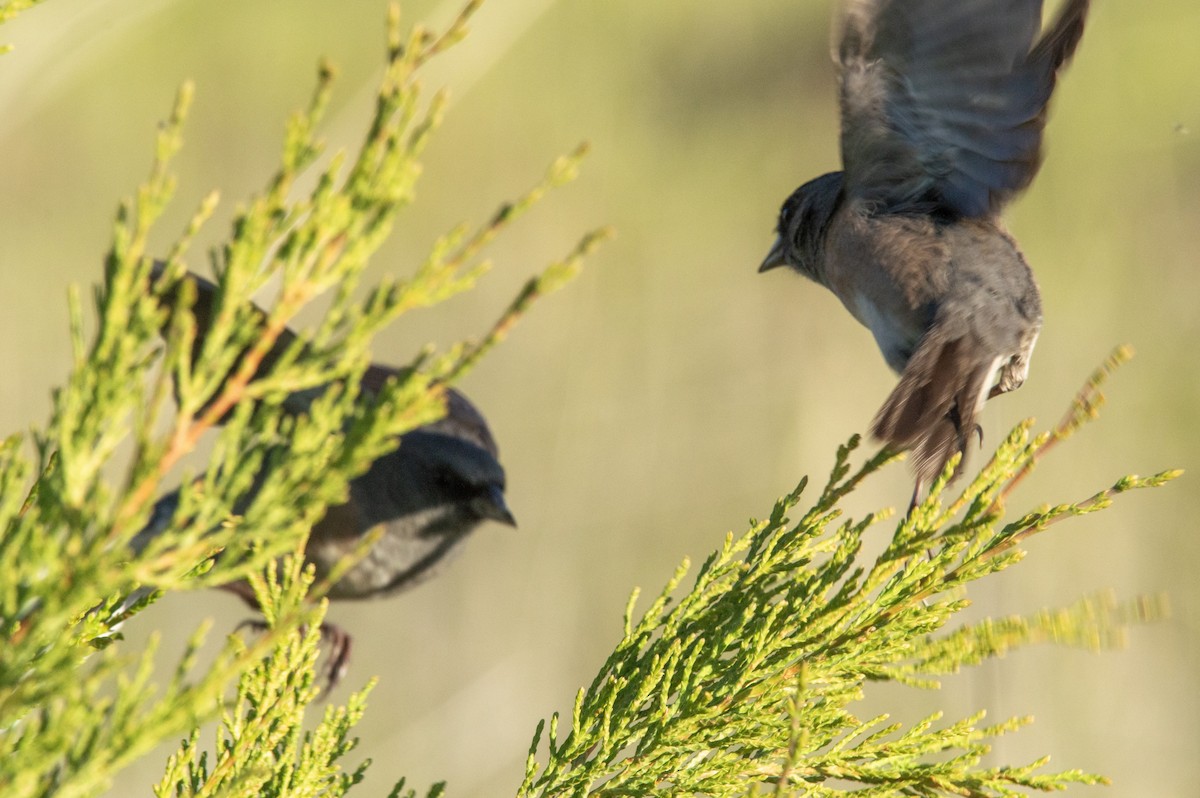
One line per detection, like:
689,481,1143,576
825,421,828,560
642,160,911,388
235,617,353,695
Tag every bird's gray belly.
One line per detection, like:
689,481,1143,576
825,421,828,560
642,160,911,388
830,217,1041,375
309,507,476,600
843,291,926,374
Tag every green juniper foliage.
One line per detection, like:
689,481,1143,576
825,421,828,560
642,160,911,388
0,1,1180,797
0,2,602,797
0,0,44,39
516,346,1178,797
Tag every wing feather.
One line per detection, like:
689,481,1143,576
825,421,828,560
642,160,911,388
836,0,1089,218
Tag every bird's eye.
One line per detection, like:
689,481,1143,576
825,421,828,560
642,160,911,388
434,468,460,490
777,205,792,234
779,192,805,233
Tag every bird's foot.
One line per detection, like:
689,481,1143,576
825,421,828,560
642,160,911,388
317,623,353,693
235,617,353,694
906,480,923,516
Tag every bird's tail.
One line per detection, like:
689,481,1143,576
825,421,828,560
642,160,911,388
871,332,995,494
150,262,302,422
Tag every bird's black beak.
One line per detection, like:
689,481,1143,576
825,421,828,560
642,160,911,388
475,484,517,528
758,236,787,273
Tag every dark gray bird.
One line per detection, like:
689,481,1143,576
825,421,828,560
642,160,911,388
137,268,514,683
141,378,513,593
759,0,1090,503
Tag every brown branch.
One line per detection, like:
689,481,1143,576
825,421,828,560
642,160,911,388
111,281,318,536
992,344,1134,509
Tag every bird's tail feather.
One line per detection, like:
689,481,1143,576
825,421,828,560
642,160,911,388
871,332,994,489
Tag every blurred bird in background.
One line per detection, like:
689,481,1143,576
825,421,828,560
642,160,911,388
134,267,515,685
759,0,1090,506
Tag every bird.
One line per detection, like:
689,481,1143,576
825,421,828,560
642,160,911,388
759,0,1090,506
135,267,515,685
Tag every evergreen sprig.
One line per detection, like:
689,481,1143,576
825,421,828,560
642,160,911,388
151,558,373,798
0,2,601,796
517,347,1177,797
0,0,45,39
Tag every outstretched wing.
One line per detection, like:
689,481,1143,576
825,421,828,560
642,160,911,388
836,0,1089,218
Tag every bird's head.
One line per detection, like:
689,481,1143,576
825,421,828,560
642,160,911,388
402,429,516,529
759,171,844,284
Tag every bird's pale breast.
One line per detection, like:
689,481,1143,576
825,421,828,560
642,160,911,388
821,204,951,373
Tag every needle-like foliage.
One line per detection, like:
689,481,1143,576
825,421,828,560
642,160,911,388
0,2,604,797
517,346,1178,797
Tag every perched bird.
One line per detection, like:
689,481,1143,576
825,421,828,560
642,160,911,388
759,0,1090,503
137,268,514,683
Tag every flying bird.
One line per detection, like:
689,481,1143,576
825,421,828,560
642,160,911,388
759,0,1090,504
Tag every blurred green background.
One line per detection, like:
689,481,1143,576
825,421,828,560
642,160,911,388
2,0,1198,794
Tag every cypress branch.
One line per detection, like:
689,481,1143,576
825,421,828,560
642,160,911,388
0,2,601,796
516,348,1177,797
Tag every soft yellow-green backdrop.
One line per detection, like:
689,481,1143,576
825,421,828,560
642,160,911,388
1,0,1197,794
